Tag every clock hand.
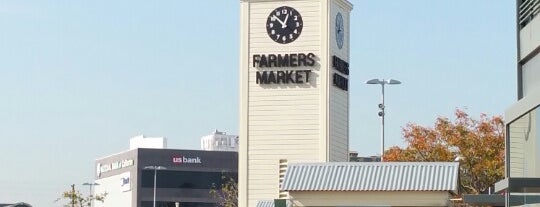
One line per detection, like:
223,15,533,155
282,14,289,28
272,15,286,27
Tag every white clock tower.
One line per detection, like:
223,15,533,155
239,0,353,206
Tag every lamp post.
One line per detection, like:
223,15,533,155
366,78,401,162
82,182,99,207
144,166,167,207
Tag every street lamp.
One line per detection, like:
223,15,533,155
366,78,401,162
144,166,167,207
82,182,99,207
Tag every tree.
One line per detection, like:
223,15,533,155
210,174,238,207
56,184,107,207
384,109,504,195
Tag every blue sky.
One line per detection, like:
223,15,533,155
0,1,515,206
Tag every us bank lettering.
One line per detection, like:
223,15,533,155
253,53,316,85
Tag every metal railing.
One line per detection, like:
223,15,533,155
519,0,540,27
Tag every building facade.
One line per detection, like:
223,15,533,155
0,203,32,207
348,151,381,162
260,162,459,207
239,0,353,206
495,0,540,206
201,130,239,151
129,135,167,150
94,148,237,207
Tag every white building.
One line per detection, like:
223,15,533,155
129,135,167,150
200,129,239,151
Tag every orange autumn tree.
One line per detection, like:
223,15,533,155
385,109,504,195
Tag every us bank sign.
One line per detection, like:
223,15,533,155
172,155,202,164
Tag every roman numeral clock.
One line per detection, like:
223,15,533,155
266,6,303,44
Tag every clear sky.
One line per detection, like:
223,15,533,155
0,0,516,206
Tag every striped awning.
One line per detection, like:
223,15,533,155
281,162,459,192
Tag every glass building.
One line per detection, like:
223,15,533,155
495,0,540,206
93,148,237,207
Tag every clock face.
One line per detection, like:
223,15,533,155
335,12,344,49
266,6,303,44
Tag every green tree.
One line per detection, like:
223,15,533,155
56,184,107,207
210,174,238,207
384,109,504,195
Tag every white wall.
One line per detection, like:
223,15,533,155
509,107,540,177
328,0,350,162
129,135,166,150
241,1,325,206
239,1,352,207
289,191,450,207
246,1,323,205
520,15,540,60
94,172,133,207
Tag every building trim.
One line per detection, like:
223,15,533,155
505,88,540,123
517,0,523,99
238,2,250,207
520,44,540,65
496,177,540,193
462,194,504,207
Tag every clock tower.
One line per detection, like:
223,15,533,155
239,0,353,207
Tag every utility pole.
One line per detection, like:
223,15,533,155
71,184,76,207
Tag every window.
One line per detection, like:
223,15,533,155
141,170,237,189
519,0,540,28
140,201,215,207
